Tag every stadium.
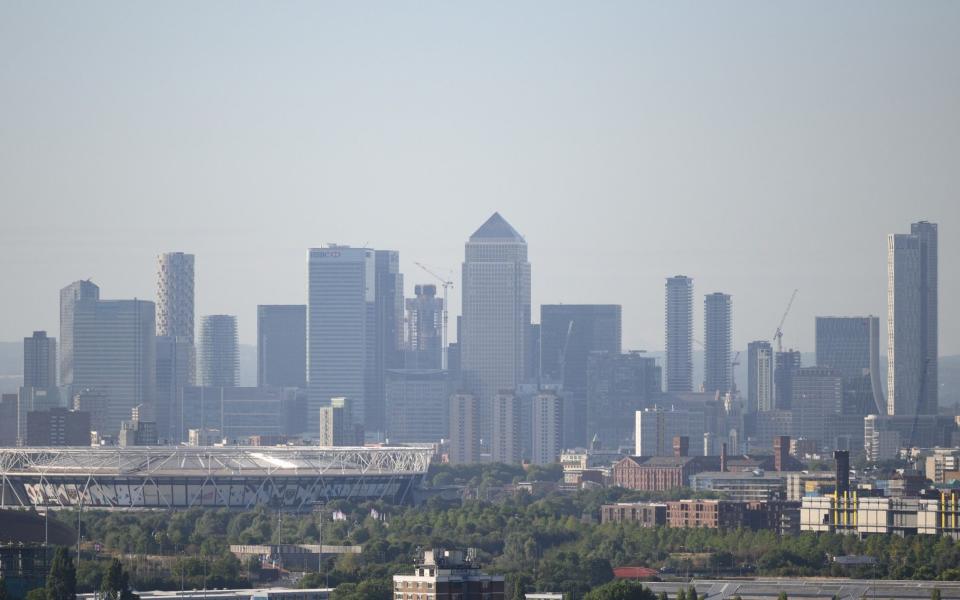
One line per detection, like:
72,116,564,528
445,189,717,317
0,446,433,511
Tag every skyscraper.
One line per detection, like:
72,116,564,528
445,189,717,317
540,304,622,447
405,284,444,370
461,213,531,445
257,305,307,388
448,393,480,465
372,249,404,434
703,293,732,395
59,279,100,387
156,252,196,386
887,221,938,416
156,252,195,343
60,281,156,436
816,316,885,415
665,276,693,392
23,331,56,391
155,335,192,440
308,245,376,435
586,351,662,451
747,340,773,412
774,349,801,410
198,315,239,387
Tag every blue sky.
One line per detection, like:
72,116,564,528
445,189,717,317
1,1,958,353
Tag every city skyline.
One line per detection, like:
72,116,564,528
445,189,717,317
1,3,958,357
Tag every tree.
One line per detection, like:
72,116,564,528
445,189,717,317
582,580,655,600
47,547,77,600
100,559,139,600
687,586,697,600
26,589,48,600
676,590,686,600
931,589,941,600
657,593,667,600
777,593,788,600
0,576,9,600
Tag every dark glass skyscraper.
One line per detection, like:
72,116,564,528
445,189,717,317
23,331,56,391
586,351,661,451
815,316,884,415
257,305,307,388
540,304,622,446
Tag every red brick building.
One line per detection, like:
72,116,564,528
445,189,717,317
666,499,750,529
612,455,719,491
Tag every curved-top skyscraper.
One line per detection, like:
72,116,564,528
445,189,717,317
461,213,531,446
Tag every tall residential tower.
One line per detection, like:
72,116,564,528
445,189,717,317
703,292,732,395
665,276,693,392
197,315,239,387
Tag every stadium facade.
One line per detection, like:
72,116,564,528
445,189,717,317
0,446,432,511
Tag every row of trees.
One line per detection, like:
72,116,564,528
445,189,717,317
38,464,960,600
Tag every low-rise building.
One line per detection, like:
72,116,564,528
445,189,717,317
689,471,787,502
612,455,719,491
393,549,504,600
800,490,960,539
666,499,751,529
599,502,667,526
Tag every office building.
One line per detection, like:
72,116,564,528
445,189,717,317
448,393,480,464
155,335,192,440
704,293,732,395
0,394,19,446
60,281,156,436
73,388,108,436
372,249,404,434
816,316,885,415
635,408,707,457
791,367,844,450
665,276,694,392
887,221,938,416
774,349,801,410
405,284,444,370
319,397,359,447
864,414,956,460
540,304,621,447
531,391,562,465
198,315,239,388
393,550,504,600
257,305,307,388
587,351,661,450
461,213,530,445
308,245,376,435
176,386,284,444
384,369,448,443
59,279,100,387
25,407,90,446
747,341,774,412
690,471,788,503
491,391,521,464
23,331,56,391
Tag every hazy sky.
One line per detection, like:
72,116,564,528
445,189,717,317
1,2,958,355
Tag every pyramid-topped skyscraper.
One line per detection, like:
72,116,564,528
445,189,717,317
461,212,531,448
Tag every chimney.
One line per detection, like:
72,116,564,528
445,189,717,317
720,442,728,472
774,436,790,472
673,436,689,457
834,450,850,496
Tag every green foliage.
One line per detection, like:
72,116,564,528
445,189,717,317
777,592,788,600
676,590,686,600
657,592,667,600
330,579,391,600
0,576,8,600
100,559,138,600
47,547,77,600
25,588,49,600
931,588,941,600
582,579,655,600
687,585,698,600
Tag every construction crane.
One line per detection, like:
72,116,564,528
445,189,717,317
414,262,454,370
773,289,799,354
